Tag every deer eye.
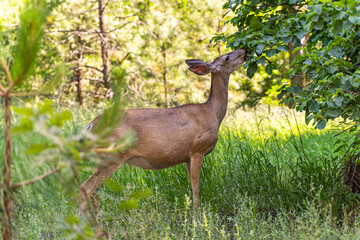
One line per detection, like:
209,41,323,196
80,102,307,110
225,56,230,61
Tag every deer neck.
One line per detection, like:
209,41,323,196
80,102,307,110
206,72,230,125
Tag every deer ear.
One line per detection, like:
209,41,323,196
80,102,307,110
188,65,211,75
185,59,211,75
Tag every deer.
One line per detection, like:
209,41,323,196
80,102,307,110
79,48,248,218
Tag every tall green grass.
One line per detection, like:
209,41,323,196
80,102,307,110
1,106,360,239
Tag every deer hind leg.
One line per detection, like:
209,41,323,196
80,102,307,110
189,154,204,210
185,161,191,179
79,159,125,216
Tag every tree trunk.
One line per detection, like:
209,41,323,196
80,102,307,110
217,18,222,55
288,41,305,87
288,34,309,88
75,62,83,105
288,5,308,88
2,92,13,240
163,48,169,108
75,29,83,105
98,0,111,92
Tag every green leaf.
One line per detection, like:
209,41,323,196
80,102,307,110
38,100,55,115
313,4,322,14
304,59,312,65
327,65,338,74
325,109,341,118
277,90,287,100
349,16,360,25
13,117,33,133
277,45,287,51
292,47,302,54
334,96,344,106
27,143,55,155
256,57,266,65
333,11,346,20
296,29,306,39
265,64,273,75
249,16,262,30
314,20,323,30
49,110,73,127
316,119,327,130
129,188,152,199
256,43,264,55
327,101,335,108
298,100,308,111
287,87,295,93
328,47,342,58
308,100,320,112
118,199,139,211
104,178,123,192
343,19,352,30
246,62,258,78
352,111,360,120
351,79,360,88
305,114,313,125
266,49,277,58
13,106,34,116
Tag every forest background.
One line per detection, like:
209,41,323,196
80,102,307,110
1,0,280,110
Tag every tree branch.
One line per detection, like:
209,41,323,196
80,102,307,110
46,23,131,37
10,91,38,97
12,167,61,190
134,54,160,82
83,65,103,72
107,21,132,33
0,58,12,92
83,77,104,82
114,11,143,20
119,52,131,65
46,29,97,34
69,65,103,73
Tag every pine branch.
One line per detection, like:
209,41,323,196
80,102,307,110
12,167,61,189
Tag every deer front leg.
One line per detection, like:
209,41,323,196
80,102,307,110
79,160,125,216
189,154,204,210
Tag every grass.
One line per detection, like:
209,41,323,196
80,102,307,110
1,105,360,239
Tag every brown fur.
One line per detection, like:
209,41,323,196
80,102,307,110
79,49,247,220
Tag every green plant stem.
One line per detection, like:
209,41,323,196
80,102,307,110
2,91,13,240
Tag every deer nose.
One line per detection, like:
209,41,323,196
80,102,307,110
242,47,248,53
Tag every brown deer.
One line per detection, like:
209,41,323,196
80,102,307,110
79,48,247,216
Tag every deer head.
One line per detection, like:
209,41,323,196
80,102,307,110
185,48,248,76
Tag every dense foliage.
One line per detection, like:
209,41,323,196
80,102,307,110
217,0,360,129
1,0,260,108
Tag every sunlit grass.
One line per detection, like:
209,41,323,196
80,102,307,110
2,106,360,239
